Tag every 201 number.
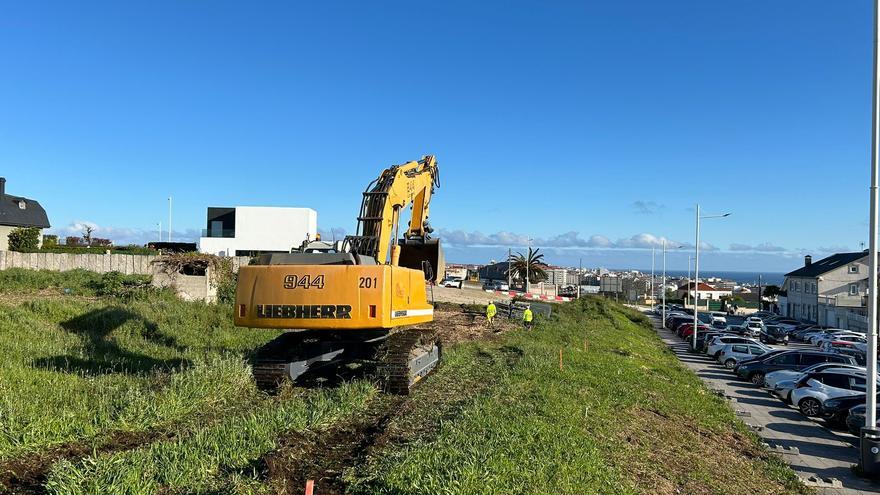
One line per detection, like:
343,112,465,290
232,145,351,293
359,277,378,289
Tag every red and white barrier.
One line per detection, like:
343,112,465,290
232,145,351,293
485,290,571,302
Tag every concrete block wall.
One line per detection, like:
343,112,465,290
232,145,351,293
0,251,250,276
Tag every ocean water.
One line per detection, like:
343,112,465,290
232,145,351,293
652,270,784,286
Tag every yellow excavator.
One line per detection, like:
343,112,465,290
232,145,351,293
234,155,444,393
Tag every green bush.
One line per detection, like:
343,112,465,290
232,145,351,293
7,227,41,251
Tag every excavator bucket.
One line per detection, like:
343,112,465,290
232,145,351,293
398,238,444,283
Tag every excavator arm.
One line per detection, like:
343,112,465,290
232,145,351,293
343,155,443,280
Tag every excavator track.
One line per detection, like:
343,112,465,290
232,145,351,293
378,329,441,395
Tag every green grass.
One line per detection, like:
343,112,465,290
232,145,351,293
0,269,810,494
0,291,285,461
0,268,150,296
347,297,810,495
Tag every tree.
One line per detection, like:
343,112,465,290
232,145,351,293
761,285,781,299
7,227,41,252
42,234,58,247
507,247,548,286
82,225,95,246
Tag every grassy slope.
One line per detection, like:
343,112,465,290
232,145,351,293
349,297,809,495
0,269,378,495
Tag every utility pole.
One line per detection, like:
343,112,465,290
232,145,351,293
168,196,173,242
861,0,880,474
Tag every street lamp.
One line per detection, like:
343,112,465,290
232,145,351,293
525,237,533,294
661,241,684,326
692,205,731,350
862,0,880,474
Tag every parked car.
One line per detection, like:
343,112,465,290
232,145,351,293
846,404,880,435
717,343,771,369
790,369,871,417
822,393,878,426
710,311,727,323
733,350,858,385
814,334,866,348
759,325,789,345
679,324,711,339
818,340,866,355
440,277,463,289
811,331,865,347
767,365,864,403
764,362,864,391
696,331,731,353
735,320,764,338
706,336,761,359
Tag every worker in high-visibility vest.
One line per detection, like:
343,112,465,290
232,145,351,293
486,302,497,327
523,305,534,330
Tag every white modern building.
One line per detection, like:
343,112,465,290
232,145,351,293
198,206,317,257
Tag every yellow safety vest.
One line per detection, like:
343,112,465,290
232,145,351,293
523,309,533,322
487,304,497,317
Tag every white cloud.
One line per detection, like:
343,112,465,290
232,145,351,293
632,201,664,215
48,220,199,246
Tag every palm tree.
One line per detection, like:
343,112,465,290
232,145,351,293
507,247,547,286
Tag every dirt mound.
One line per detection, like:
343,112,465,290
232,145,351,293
426,307,518,346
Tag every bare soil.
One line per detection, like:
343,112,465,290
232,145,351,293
0,429,174,495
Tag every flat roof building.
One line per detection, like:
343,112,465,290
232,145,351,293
198,206,317,257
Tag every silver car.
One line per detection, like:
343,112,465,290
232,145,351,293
767,365,863,402
790,369,872,417
717,343,771,369
706,336,761,359
764,362,863,390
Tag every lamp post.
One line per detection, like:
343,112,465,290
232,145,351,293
862,0,880,474
526,237,533,294
662,241,684,327
650,247,655,304
692,205,731,350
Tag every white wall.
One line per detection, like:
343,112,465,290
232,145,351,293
199,206,317,256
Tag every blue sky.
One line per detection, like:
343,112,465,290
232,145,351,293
0,1,873,272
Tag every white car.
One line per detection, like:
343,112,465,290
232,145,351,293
706,336,761,358
717,342,771,369
440,278,463,289
814,333,866,348
809,330,861,346
710,312,727,324
764,362,864,390
790,369,872,417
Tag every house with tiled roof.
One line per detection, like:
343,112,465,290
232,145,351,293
676,281,732,301
0,177,50,251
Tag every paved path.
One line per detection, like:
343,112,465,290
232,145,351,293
649,314,880,494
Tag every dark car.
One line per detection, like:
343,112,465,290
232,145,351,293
696,331,731,353
846,404,880,434
667,316,694,332
759,325,789,345
733,350,858,385
823,393,878,426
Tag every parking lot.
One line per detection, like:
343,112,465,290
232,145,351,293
649,313,880,495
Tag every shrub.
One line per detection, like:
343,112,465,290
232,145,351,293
42,234,59,247
7,227,41,251
65,236,85,247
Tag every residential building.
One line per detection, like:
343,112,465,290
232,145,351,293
783,252,869,330
0,177,50,250
477,261,510,282
544,267,568,286
198,206,317,256
676,281,731,301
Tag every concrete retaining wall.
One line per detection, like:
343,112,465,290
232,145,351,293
0,251,250,275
